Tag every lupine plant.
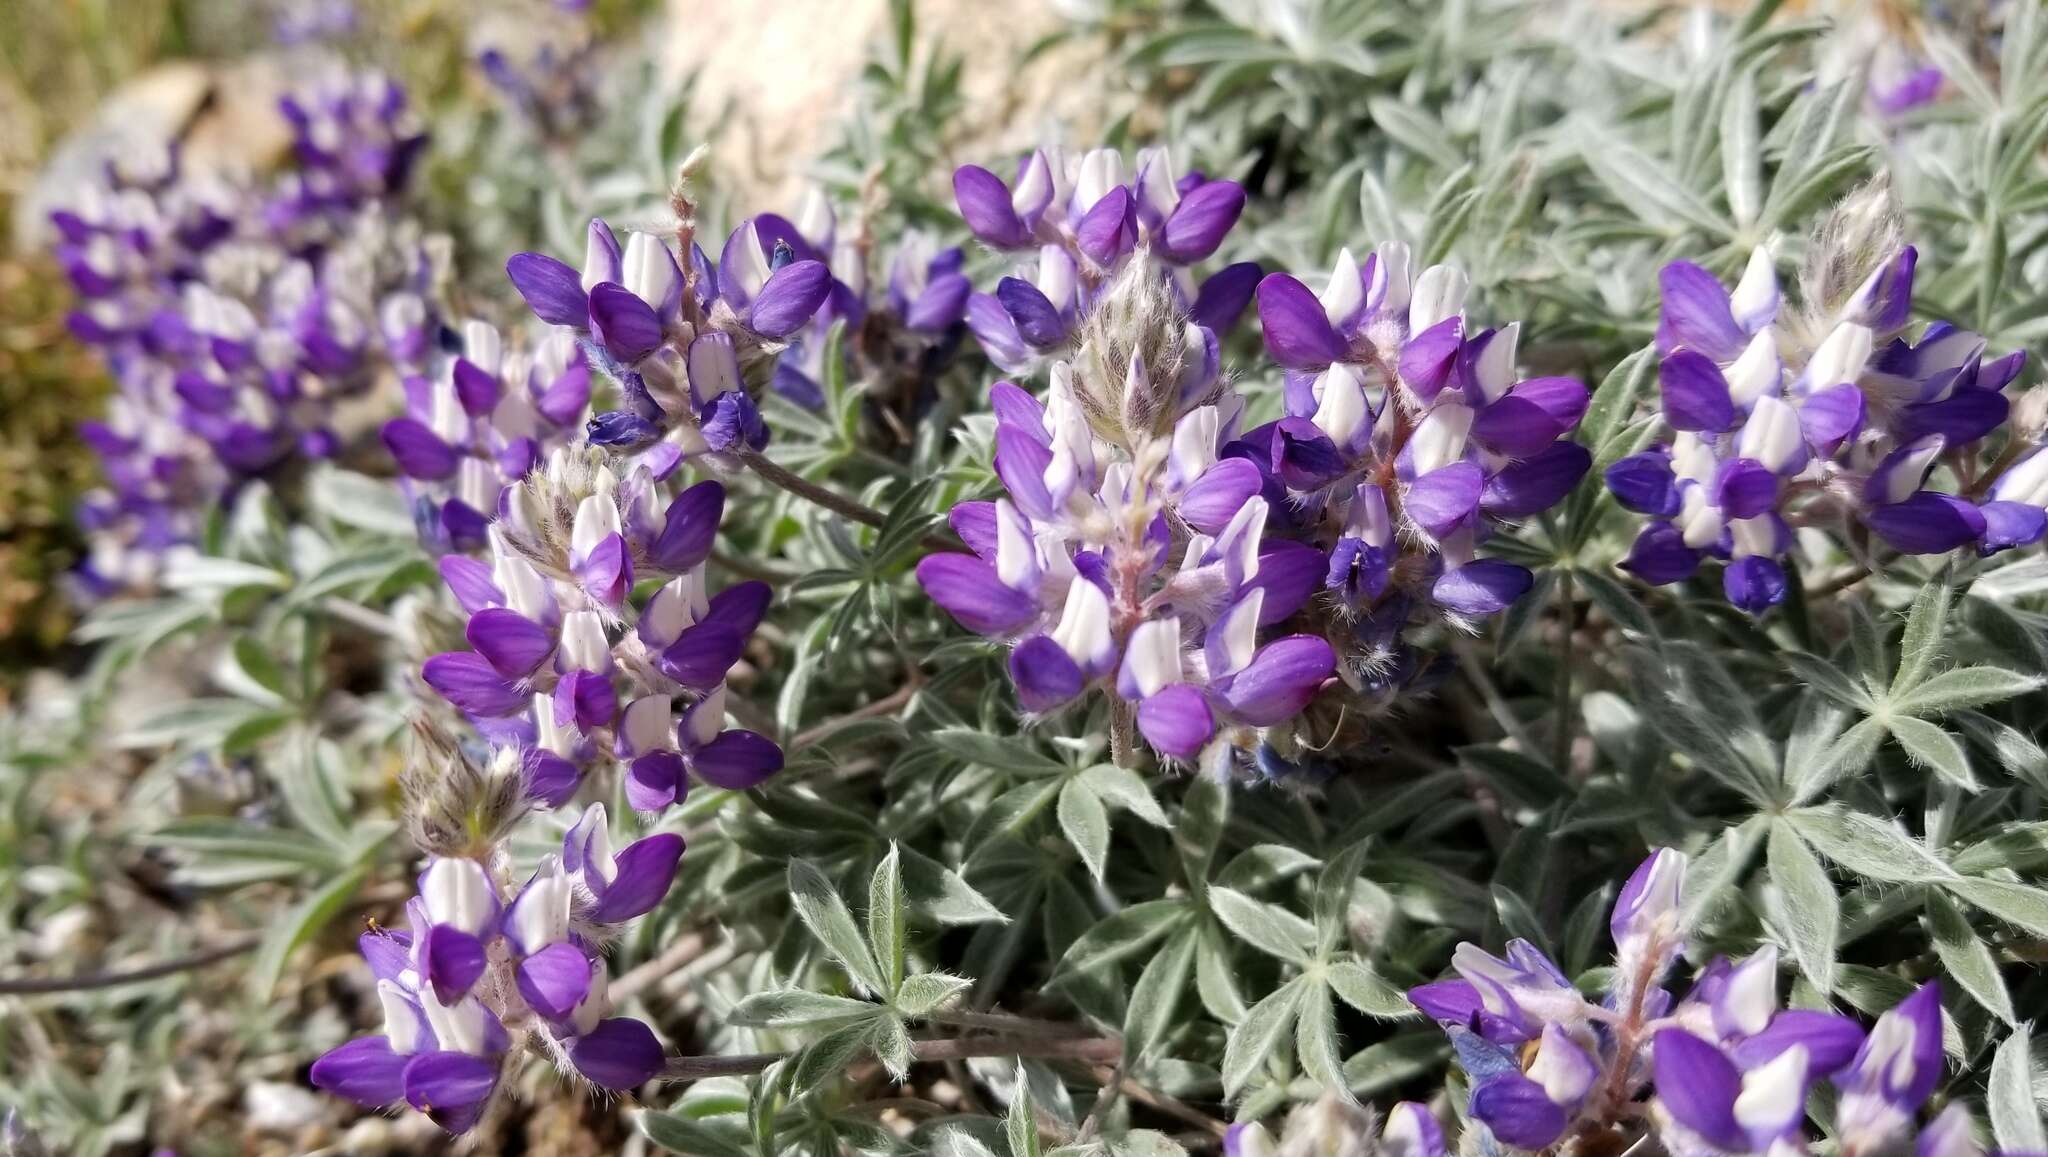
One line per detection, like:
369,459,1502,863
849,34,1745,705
10,1,2048,1155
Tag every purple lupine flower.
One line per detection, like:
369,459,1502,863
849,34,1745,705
313,807,679,1132
274,69,426,227
918,366,1333,773
421,450,781,811
953,146,1258,375
505,216,830,466
1243,242,1589,691
1835,983,1946,1153
1612,245,2024,612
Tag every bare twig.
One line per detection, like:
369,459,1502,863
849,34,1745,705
739,449,891,529
789,677,922,749
0,936,260,995
1113,1075,1229,1139
611,931,709,1002
660,1033,1121,1082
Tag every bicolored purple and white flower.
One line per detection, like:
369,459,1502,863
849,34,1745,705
385,321,591,551
918,370,1332,770
1246,242,1590,647
506,216,831,466
1611,246,2025,611
1834,983,1946,1154
953,146,1259,374
271,69,426,232
423,452,782,809
312,809,680,1133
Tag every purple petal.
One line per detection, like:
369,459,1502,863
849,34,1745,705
1606,450,1681,517
1400,319,1464,403
904,272,971,332
570,1017,666,1090
1723,555,1788,614
515,942,593,1022
1660,350,1736,432
953,165,1030,248
1657,262,1744,360
1978,500,2048,554
1732,1010,1866,1077
1218,635,1335,725
1897,388,2008,444
554,669,618,731
994,277,1069,350
360,930,414,982
624,750,685,810
690,729,784,790
1484,442,1591,518
466,608,555,679
1652,1030,1746,1150
506,253,589,327
1160,180,1246,264
1713,459,1780,520
994,426,1058,520
382,419,459,481
951,501,999,560
311,1036,409,1107
1434,560,1534,616
1799,383,1866,455
1191,262,1262,334
1849,247,1917,335
1008,635,1085,712
1866,492,1988,554
1470,1073,1570,1150
403,1051,499,1118
589,833,685,922
990,381,1049,438
966,292,1035,372
1620,522,1704,586
1180,458,1263,533
423,652,528,717
588,283,665,362
1075,186,1138,266
657,623,746,691
1404,463,1485,538
439,556,504,616
574,532,634,606
1245,541,1327,623
1843,982,1944,1109
1257,274,1348,369
1137,684,1216,759
536,360,594,426
917,554,1041,637
452,358,501,417
749,260,832,338
707,581,773,637
522,749,582,808
649,480,724,572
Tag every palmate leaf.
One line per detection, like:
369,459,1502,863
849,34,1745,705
788,859,888,997
1765,821,1839,992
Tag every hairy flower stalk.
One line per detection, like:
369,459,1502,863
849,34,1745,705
953,146,1259,377
59,68,442,597
1609,190,2028,613
918,262,1335,771
1410,849,1970,1157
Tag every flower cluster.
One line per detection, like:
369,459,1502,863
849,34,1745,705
1250,244,1591,654
421,447,783,812
310,797,682,1131
384,319,592,553
952,146,1260,376
271,70,428,244
505,214,832,468
1412,849,1964,1157
1608,244,2026,612
918,330,1334,771
764,189,973,415
59,71,441,598
474,0,606,144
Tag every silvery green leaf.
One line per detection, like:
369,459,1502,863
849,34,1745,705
1078,764,1168,827
307,466,416,538
1006,1062,1040,1157
870,843,907,996
928,729,1067,776
728,990,879,1029
1579,127,1731,236
1889,668,2044,717
789,860,888,997
641,1111,754,1157
1222,977,1305,1098
1721,67,1761,226
895,973,971,1018
1313,838,1373,956
1217,845,1321,892
248,862,369,1001
1176,777,1228,893
1575,568,1654,637
118,698,276,751
1324,960,1410,1018
1894,578,1955,693
1888,717,1977,792
1367,96,1464,171
1782,653,1875,711
160,555,289,594
1209,887,1316,966
1923,892,2014,1025
869,1013,914,1080
1942,877,2048,937
1057,779,1111,882
784,1021,875,1099
1054,901,1190,978
1123,925,1197,1066
1990,1026,2047,1154
1295,980,1350,1099
1766,821,1838,992
1784,807,1954,883
1196,923,1249,1025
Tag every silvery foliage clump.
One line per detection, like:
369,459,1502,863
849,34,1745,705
12,0,2048,1154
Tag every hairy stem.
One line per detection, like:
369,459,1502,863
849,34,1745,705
660,1033,1122,1082
739,450,890,529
